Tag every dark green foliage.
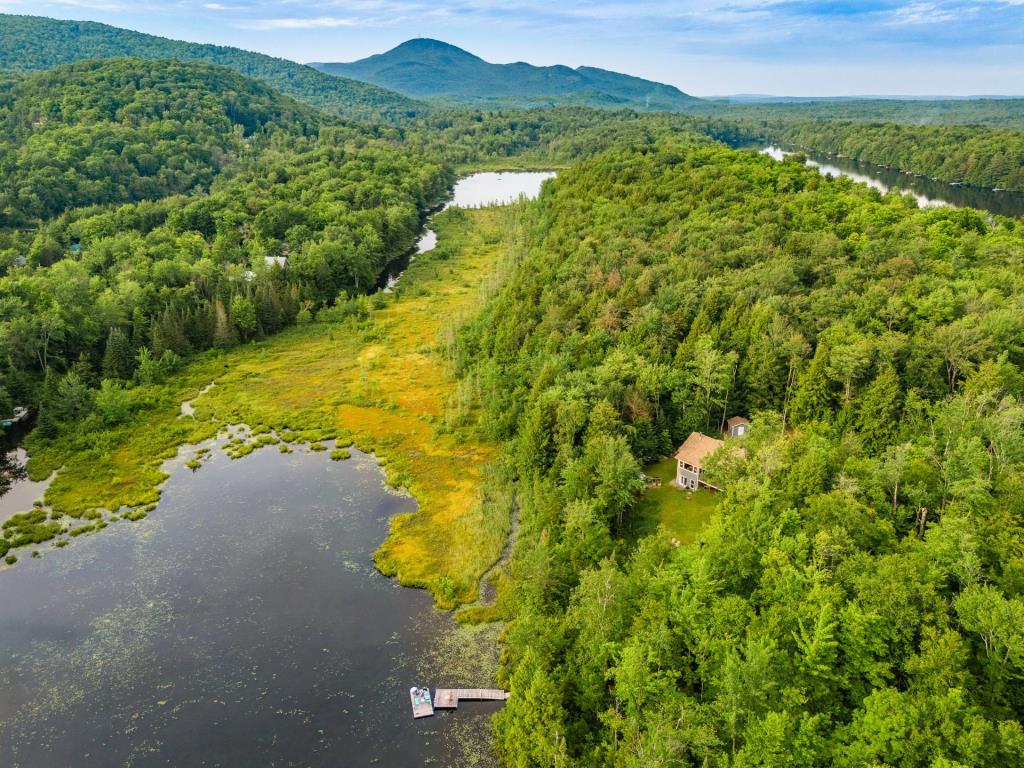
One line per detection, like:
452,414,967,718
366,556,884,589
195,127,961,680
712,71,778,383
692,97,1024,129
0,58,322,224
0,14,422,121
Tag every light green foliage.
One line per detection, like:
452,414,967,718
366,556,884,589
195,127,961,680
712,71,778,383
94,379,133,425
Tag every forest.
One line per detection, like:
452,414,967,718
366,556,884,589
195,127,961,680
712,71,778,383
1,24,1024,767
0,58,450,431
0,14,424,121
453,140,1024,766
0,58,323,224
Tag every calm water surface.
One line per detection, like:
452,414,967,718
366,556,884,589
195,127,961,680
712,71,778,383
0,425,52,520
380,170,555,291
447,171,556,208
0,440,500,767
758,145,1024,218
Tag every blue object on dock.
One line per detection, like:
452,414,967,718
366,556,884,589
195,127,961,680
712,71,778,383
410,686,434,718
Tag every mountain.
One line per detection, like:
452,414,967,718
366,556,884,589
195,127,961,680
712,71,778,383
0,14,423,121
311,38,701,112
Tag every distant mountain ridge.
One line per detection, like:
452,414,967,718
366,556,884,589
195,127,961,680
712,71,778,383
0,14,423,121
312,39,701,112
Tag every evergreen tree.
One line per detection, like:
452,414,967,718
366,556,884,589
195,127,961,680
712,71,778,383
790,344,834,424
856,365,903,453
212,300,238,348
101,327,135,380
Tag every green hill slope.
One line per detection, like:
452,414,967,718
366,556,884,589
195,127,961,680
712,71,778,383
0,14,423,120
0,57,322,224
312,38,701,112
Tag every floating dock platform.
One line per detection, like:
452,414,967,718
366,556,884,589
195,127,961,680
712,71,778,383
410,688,434,718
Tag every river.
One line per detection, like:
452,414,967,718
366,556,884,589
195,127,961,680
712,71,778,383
756,145,1024,218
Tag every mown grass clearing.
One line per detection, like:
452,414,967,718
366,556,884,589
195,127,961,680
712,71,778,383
631,458,718,544
24,206,519,608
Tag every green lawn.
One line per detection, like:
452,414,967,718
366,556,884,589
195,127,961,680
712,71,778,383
630,458,718,544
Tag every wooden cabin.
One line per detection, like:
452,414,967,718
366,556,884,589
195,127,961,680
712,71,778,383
674,432,725,491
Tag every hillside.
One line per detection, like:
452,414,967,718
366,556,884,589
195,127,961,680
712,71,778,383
312,38,701,112
454,140,1024,766
0,14,423,121
0,57,322,224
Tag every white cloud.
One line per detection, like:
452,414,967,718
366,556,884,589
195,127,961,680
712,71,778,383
239,16,361,29
886,1,968,25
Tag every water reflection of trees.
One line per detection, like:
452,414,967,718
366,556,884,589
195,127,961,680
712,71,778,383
0,449,27,496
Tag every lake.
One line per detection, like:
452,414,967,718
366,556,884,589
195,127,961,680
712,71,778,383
757,145,1024,218
446,171,556,209
379,170,555,292
0,171,546,767
0,436,501,766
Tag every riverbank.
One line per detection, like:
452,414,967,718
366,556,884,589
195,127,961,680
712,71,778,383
18,205,522,608
739,141,1024,217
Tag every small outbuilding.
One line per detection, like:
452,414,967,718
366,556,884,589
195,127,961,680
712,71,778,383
674,432,725,491
265,255,289,269
725,416,751,437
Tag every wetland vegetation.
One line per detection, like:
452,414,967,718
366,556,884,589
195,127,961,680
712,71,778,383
3,15,1024,768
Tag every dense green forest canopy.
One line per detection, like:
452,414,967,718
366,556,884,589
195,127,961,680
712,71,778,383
312,38,701,112
0,58,323,225
697,98,1024,129
0,14,423,121
697,118,1024,192
0,58,450,433
453,140,1024,766
2,27,1024,765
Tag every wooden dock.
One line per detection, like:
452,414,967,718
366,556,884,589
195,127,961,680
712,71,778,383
433,688,511,709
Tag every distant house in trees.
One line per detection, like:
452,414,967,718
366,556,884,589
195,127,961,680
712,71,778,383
674,432,726,491
726,416,750,437
241,256,288,282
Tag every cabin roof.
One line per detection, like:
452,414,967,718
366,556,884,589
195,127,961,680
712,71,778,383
726,416,751,428
674,432,725,469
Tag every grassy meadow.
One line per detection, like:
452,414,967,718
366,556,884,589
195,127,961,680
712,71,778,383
631,458,718,544
22,206,521,608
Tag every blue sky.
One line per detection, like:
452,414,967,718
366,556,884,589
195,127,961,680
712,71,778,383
5,0,1024,95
